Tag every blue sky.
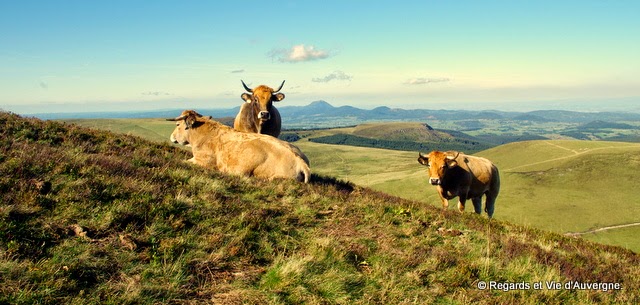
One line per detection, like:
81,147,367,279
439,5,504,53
1,0,639,114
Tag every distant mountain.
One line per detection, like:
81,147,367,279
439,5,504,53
526,110,640,123
32,100,640,127
512,114,555,122
278,101,640,129
578,120,636,130
306,100,335,111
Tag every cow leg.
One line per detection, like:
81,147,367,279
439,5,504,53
437,187,449,210
440,197,449,210
471,197,482,214
485,193,496,218
457,195,467,213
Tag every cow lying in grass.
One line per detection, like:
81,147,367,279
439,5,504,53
418,150,500,217
168,110,310,183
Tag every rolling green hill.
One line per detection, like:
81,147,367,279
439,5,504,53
59,117,640,253
296,139,640,252
60,118,175,143
300,122,494,153
3,112,640,304
350,122,450,142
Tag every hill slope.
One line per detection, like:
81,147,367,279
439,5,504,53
476,141,640,243
303,122,494,153
1,112,639,304
46,117,640,251
295,139,640,252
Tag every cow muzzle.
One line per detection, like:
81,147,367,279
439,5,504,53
170,134,189,146
258,111,271,121
429,178,441,185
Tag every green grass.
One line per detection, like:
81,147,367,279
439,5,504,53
350,122,451,141
60,118,175,143
3,112,640,303
300,139,640,252
60,118,640,253
581,226,640,253
477,141,640,233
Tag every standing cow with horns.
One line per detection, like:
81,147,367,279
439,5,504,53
233,80,285,138
418,150,500,218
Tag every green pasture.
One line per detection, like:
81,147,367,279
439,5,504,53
63,118,640,252
580,226,640,253
61,118,174,143
301,139,640,252
8,112,640,304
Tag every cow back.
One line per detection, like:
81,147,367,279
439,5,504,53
191,117,307,182
456,154,499,197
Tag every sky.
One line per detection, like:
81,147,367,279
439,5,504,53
1,0,639,115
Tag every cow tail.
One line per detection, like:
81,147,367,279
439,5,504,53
298,161,311,183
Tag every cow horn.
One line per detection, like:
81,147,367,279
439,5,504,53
241,80,253,93
166,115,187,122
446,151,460,160
273,80,285,93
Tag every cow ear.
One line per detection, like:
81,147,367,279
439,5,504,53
446,159,458,168
241,93,252,103
273,93,285,102
417,153,429,165
185,113,197,129
192,116,212,128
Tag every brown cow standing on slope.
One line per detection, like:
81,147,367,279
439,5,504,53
234,80,285,138
168,110,310,183
418,150,500,218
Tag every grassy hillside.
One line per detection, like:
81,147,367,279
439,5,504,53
3,112,640,304
60,117,236,144
476,141,640,248
305,122,493,153
60,118,175,143
58,118,640,253
297,139,640,252
350,122,451,142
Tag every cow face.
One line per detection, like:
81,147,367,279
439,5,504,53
167,110,209,145
240,80,285,122
418,151,460,185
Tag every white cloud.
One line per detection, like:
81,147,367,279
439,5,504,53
312,71,353,83
141,91,172,96
269,44,330,63
404,77,450,85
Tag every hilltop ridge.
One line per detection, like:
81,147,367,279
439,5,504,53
1,112,639,304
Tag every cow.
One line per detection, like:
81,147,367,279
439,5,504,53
417,150,500,218
233,80,285,138
168,110,310,183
